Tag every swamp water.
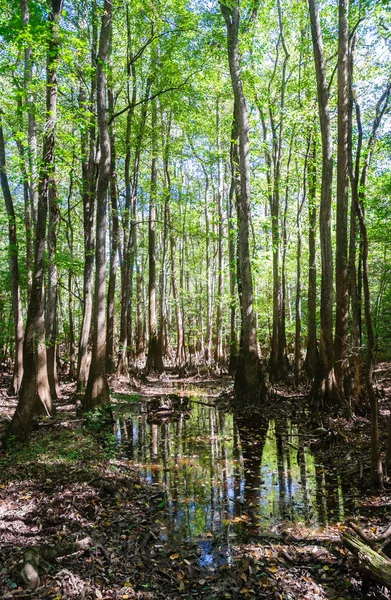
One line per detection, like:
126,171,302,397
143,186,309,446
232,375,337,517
113,387,360,565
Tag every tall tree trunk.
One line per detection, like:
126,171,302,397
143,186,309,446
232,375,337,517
77,5,98,392
308,0,338,409
220,2,265,404
106,59,119,374
8,0,63,441
204,179,213,363
146,98,159,373
334,0,349,393
156,113,172,373
215,99,224,365
83,0,112,411
66,164,76,380
14,111,33,301
135,254,144,359
269,0,289,382
46,153,61,399
228,110,239,375
294,148,308,387
348,36,363,404
304,135,319,377
168,203,184,367
21,0,38,236
0,120,24,395
354,84,391,488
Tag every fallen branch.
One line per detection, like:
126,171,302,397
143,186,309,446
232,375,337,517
341,531,391,589
21,537,93,589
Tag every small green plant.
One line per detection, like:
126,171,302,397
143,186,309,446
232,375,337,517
84,404,118,458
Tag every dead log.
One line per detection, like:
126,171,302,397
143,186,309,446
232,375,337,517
21,537,92,589
342,531,391,589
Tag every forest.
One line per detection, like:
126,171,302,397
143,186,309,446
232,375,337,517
1,0,391,598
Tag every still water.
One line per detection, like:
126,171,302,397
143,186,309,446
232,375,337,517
114,388,359,564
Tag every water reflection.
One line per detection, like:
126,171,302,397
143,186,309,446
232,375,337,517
114,393,359,561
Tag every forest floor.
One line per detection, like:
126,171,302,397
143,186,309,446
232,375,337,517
0,366,391,599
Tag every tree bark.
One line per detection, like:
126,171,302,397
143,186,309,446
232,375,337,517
220,1,265,404
146,96,159,373
0,120,24,395
106,55,119,374
304,135,319,377
156,113,172,373
308,0,338,409
215,99,224,365
334,0,349,393
46,152,61,399
8,0,63,441
83,0,112,411
228,109,239,375
77,5,98,392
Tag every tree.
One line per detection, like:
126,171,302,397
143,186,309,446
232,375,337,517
220,0,266,404
7,0,63,441
83,0,112,411
0,119,24,395
308,0,339,409
334,0,349,394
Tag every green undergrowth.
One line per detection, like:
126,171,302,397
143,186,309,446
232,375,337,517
111,391,141,403
1,406,119,472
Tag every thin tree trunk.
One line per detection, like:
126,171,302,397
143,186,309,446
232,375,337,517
8,0,63,441
215,99,224,365
168,204,184,367
354,84,391,488
228,109,238,375
106,59,119,374
304,135,319,377
0,120,24,395
21,0,38,234
65,159,76,379
220,2,265,404
83,0,112,411
77,5,98,391
156,113,172,372
308,0,338,408
295,153,308,387
334,0,349,392
146,97,159,373
204,179,213,363
46,148,61,399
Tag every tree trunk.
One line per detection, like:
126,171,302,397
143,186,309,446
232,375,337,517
334,0,349,393
83,0,112,411
146,97,159,373
341,532,391,589
215,99,224,365
204,178,213,363
156,113,172,373
220,2,265,404
308,0,338,409
66,170,76,380
168,203,184,367
0,120,24,395
304,136,319,377
46,159,61,399
77,6,98,392
106,63,119,374
8,0,63,441
228,109,238,375
20,0,38,241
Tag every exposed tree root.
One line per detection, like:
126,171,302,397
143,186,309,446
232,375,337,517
21,537,93,589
